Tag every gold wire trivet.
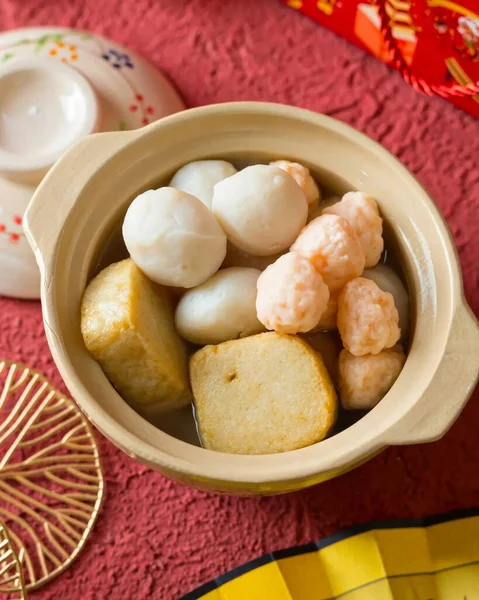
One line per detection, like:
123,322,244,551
0,518,26,599
0,360,104,591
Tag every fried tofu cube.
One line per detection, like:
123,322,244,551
81,258,191,415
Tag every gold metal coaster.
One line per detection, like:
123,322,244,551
0,518,26,599
0,360,104,591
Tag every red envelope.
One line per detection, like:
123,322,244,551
283,0,479,118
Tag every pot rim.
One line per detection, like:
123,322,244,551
27,102,478,486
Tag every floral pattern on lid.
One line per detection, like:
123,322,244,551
0,26,185,299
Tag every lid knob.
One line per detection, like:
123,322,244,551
0,58,99,184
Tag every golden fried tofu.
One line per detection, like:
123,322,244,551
81,258,191,414
190,332,337,454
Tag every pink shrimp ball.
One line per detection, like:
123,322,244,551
256,252,330,334
339,345,406,410
322,192,383,267
291,214,365,291
337,277,401,356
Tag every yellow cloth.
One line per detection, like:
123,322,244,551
182,508,479,599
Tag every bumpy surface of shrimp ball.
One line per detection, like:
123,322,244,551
123,188,227,288
212,165,308,256
256,252,330,334
270,160,320,213
337,277,400,356
339,345,406,409
291,214,365,291
322,192,383,267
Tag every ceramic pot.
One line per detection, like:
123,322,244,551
0,26,184,299
24,102,479,495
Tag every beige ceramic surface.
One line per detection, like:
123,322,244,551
24,102,479,495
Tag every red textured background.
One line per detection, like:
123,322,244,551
1,1,479,599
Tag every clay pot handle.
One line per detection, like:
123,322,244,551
23,130,137,275
383,301,479,445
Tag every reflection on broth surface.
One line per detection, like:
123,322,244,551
90,156,411,448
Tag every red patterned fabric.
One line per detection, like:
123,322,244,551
0,1,478,599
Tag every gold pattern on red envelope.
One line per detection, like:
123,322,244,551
355,2,418,66
317,0,336,16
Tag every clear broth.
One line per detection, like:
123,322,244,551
92,156,411,447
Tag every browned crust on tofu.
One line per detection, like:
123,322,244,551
81,258,191,413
